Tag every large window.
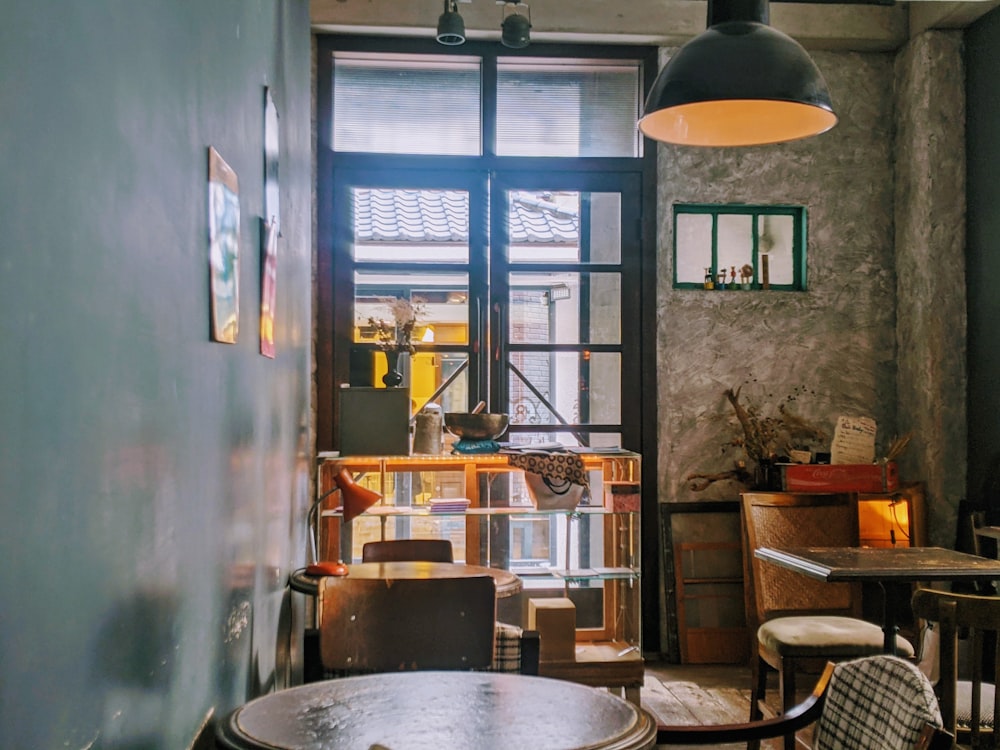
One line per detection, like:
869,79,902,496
314,34,660,648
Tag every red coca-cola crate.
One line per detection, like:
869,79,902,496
780,461,899,493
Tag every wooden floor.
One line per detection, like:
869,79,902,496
641,661,818,750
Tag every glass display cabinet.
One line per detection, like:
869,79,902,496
316,451,643,702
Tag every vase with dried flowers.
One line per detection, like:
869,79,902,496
725,384,828,489
367,297,423,387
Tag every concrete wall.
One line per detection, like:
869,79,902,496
656,36,966,543
0,3,313,747
656,48,901,504
894,31,967,547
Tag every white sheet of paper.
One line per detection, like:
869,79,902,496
830,416,877,464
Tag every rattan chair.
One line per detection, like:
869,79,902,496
912,587,1000,749
657,655,952,750
361,538,454,563
742,491,915,750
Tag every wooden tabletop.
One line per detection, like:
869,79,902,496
216,670,657,750
754,545,1000,655
754,546,1000,582
289,561,522,598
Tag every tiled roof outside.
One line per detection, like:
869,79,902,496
354,188,579,244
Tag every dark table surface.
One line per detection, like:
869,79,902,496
754,545,1000,654
754,545,1000,582
289,560,522,598
216,670,658,750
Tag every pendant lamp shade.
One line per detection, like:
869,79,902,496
638,0,837,147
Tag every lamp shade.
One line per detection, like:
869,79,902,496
437,0,466,46
501,4,531,49
638,0,837,147
335,468,382,523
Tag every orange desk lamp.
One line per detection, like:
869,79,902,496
306,468,381,576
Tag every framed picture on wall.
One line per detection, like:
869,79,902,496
260,217,278,358
208,146,240,344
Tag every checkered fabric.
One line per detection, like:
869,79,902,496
489,622,524,673
812,655,944,750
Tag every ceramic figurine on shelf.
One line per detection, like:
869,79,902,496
740,263,754,290
703,267,714,290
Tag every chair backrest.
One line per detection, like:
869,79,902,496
911,586,1000,747
813,655,947,750
318,574,496,673
361,538,454,563
741,492,862,628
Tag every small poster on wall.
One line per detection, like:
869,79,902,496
260,218,278,358
260,87,280,358
208,146,240,344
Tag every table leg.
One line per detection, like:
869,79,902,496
878,581,902,655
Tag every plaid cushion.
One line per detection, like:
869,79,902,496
813,655,943,750
489,622,523,673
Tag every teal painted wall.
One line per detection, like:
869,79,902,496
966,6,1000,511
0,2,313,747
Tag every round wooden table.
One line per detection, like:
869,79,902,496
289,561,522,598
216,670,657,750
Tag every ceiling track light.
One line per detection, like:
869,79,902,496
638,0,838,147
501,1,531,49
437,0,466,46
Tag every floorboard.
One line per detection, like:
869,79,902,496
641,661,816,750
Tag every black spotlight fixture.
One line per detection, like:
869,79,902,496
501,1,531,49
436,0,466,46
638,0,837,147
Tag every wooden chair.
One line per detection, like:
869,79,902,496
318,574,497,673
741,491,915,750
912,587,1000,749
361,538,454,563
657,654,953,750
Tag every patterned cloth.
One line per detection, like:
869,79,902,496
489,622,526,673
506,451,589,489
812,654,944,750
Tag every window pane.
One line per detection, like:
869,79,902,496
333,53,481,155
508,352,621,425
675,213,713,284
508,190,621,265
717,214,753,281
759,214,795,285
352,188,469,263
497,58,642,157
354,271,470,346
509,272,621,345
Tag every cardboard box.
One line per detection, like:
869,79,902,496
528,597,576,662
780,461,899,493
605,482,640,512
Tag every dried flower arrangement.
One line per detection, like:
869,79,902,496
686,382,828,491
724,384,828,467
367,297,424,355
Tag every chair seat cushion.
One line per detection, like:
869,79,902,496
956,680,996,731
759,616,915,658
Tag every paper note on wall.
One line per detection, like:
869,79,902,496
830,416,877,464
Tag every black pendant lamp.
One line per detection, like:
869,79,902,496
638,0,837,147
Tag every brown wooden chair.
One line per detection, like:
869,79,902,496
318,574,497,673
657,654,952,750
912,587,1000,749
361,538,454,563
741,491,915,750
